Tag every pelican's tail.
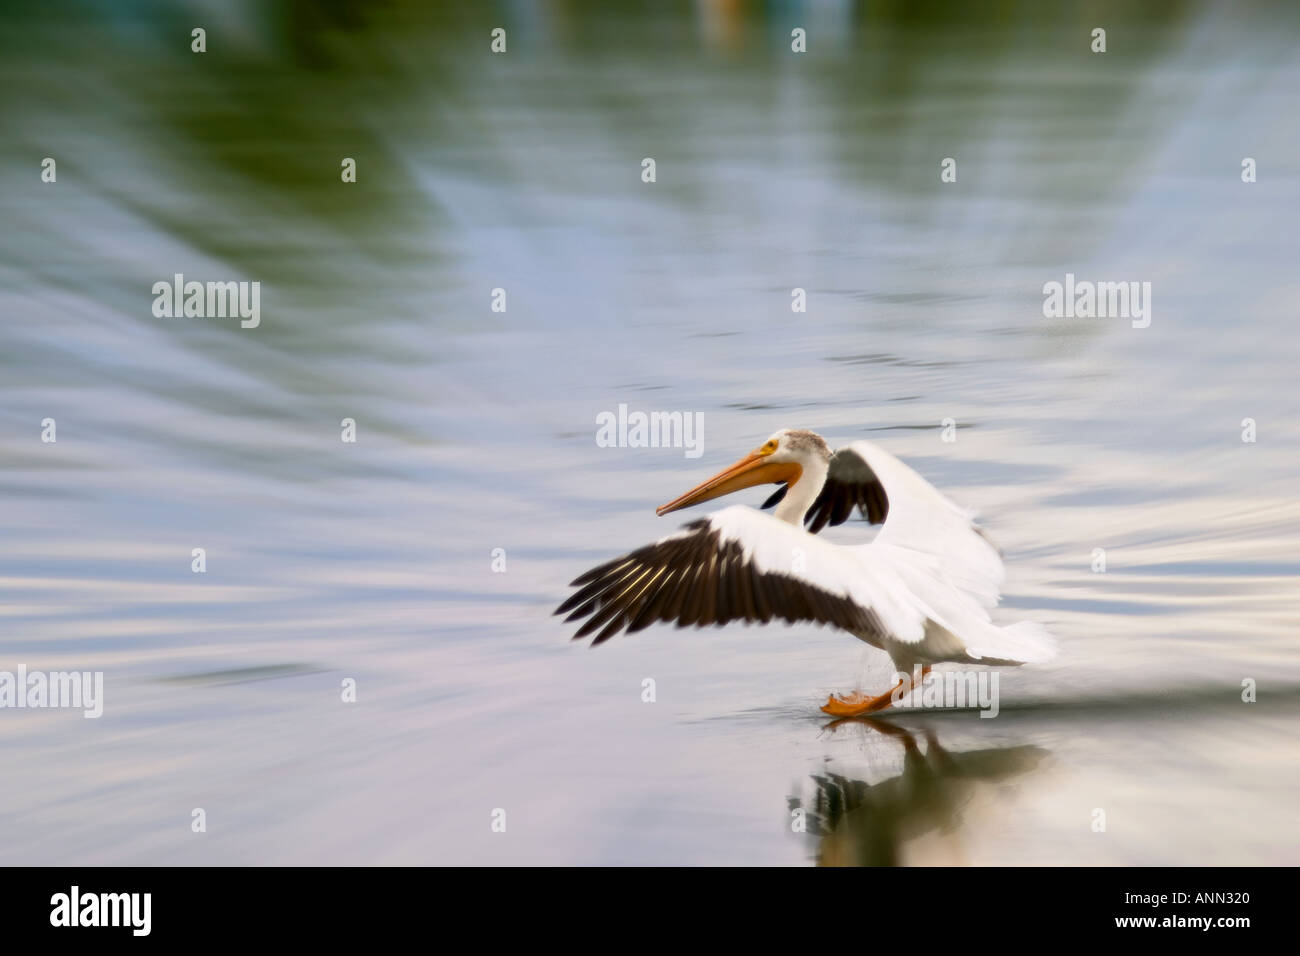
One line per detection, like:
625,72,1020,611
965,619,1057,665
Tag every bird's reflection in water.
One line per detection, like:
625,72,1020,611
790,718,1048,866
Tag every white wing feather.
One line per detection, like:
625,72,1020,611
707,506,926,642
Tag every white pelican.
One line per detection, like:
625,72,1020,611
556,429,1054,717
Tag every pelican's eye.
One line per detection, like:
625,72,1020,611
758,439,779,456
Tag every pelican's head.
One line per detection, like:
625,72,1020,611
656,428,831,517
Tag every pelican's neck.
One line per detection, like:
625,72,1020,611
773,457,828,525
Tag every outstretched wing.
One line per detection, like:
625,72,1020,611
762,446,889,532
555,507,902,646
836,440,1003,608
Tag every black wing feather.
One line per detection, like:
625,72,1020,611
555,519,885,645
761,447,890,533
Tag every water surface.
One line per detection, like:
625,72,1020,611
1,1,1298,864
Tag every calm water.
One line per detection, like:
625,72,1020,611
2,1,1298,865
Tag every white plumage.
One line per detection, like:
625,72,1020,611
557,429,1053,715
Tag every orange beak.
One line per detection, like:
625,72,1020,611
656,452,802,516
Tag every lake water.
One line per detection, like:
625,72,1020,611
2,1,1298,865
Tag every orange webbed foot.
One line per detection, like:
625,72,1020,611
819,685,900,718
819,667,930,718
